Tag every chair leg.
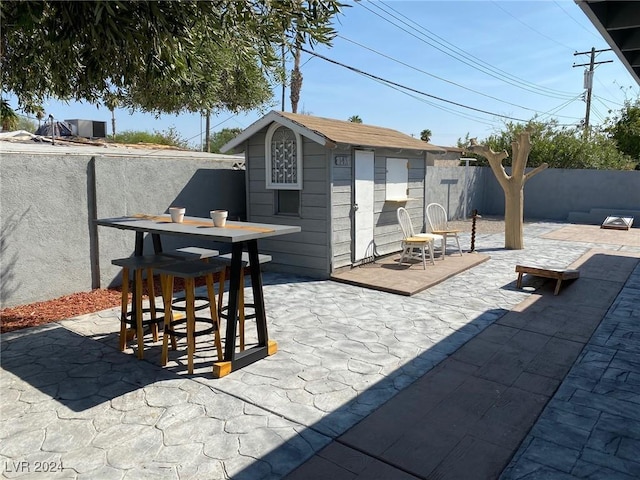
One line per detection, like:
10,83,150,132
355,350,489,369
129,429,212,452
119,267,130,352
427,240,435,265
146,267,159,342
217,268,226,318
161,274,175,366
134,268,145,359
185,278,196,374
455,235,463,256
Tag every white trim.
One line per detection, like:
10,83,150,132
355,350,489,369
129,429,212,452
386,157,409,201
265,122,303,190
220,110,329,153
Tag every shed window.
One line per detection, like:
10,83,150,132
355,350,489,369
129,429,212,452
276,190,300,215
265,123,303,190
386,158,409,201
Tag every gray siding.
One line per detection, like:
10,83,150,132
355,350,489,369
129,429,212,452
331,148,427,271
246,129,330,278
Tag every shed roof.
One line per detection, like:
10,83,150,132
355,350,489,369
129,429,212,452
221,110,447,153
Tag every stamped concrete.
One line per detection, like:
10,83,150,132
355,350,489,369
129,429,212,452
1,222,639,479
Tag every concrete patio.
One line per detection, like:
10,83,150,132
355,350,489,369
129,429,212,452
1,221,639,479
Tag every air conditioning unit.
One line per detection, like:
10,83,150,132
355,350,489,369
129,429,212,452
65,119,107,138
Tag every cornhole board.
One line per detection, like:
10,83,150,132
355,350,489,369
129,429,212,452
601,216,634,230
515,265,580,295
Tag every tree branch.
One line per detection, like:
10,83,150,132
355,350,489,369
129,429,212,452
468,144,510,188
511,132,531,177
524,163,548,182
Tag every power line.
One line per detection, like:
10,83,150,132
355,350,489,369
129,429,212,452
299,46,530,122
492,1,575,52
553,0,603,40
337,33,583,121
361,0,578,100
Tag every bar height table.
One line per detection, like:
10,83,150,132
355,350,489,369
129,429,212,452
95,214,301,377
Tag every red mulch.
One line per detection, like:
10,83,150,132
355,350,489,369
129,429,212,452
0,276,209,334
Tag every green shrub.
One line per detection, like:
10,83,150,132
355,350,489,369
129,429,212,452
112,126,190,149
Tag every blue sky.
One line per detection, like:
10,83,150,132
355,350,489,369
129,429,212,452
7,0,639,148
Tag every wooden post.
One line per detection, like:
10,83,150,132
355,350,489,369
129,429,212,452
469,132,548,249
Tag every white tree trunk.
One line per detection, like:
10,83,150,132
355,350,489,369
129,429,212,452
469,132,548,249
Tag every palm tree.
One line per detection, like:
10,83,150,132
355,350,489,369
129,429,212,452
348,115,363,123
104,94,118,137
420,129,432,142
1,99,19,131
35,107,45,128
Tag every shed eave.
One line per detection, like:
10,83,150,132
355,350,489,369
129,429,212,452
220,110,330,153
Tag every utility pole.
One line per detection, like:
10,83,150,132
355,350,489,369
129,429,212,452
573,47,612,136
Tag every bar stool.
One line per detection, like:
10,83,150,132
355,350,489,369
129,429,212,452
163,247,221,313
216,252,271,351
155,261,225,374
111,254,176,359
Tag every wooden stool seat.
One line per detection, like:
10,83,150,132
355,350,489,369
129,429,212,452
111,254,177,359
163,247,221,313
154,261,225,374
164,246,220,261
515,265,580,295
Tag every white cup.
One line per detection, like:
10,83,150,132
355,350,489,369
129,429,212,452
169,207,185,223
210,210,228,227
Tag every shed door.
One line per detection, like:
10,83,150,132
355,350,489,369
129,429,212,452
353,150,375,264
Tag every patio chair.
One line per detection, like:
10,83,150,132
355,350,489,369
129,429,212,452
397,207,445,258
426,203,463,257
397,207,438,269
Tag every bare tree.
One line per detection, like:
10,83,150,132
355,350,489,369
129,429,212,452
469,131,548,249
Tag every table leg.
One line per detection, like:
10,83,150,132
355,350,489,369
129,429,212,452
213,240,274,378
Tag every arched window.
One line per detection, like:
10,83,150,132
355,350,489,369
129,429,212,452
265,123,303,190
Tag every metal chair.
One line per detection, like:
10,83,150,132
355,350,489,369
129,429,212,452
426,203,463,257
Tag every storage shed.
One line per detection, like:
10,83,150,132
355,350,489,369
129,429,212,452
222,111,446,278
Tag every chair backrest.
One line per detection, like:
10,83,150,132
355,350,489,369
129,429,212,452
396,207,416,239
426,203,448,232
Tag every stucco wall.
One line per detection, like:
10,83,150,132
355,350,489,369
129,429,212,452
424,166,488,223
2,152,95,308
2,142,637,308
481,168,640,220
1,145,245,308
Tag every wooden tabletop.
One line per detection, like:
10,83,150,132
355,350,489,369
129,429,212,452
95,214,301,243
